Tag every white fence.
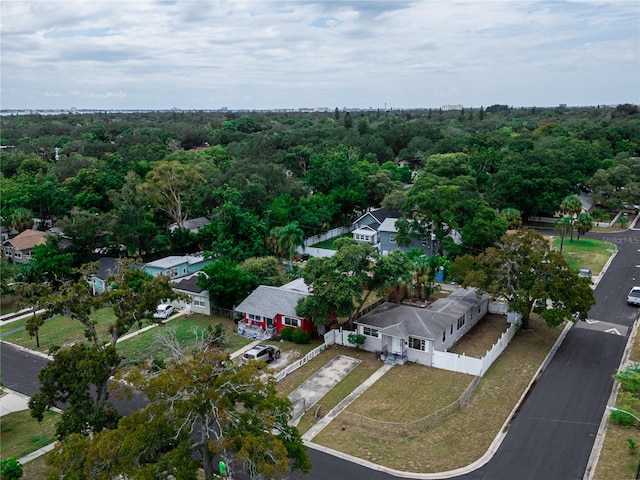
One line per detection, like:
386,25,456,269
297,246,337,258
273,343,328,382
302,226,353,248
324,329,352,346
529,211,624,229
432,321,518,376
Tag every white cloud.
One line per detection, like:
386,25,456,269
1,0,638,110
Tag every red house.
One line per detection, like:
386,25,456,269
235,278,314,340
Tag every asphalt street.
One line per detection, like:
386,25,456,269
2,221,639,480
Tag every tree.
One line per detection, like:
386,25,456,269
9,207,34,232
29,343,123,440
30,237,74,284
500,208,522,229
560,194,583,241
45,340,310,480
197,260,258,310
139,160,204,229
271,222,305,266
238,256,283,286
574,212,593,241
461,229,595,329
554,216,572,253
297,239,378,329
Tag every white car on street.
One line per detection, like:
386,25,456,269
627,287,640,306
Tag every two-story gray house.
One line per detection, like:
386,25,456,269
377,217,440,256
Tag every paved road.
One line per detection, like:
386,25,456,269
2,223,639,480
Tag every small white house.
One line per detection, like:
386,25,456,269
354,287,489,366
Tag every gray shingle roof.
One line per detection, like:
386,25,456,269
235,285,310,319
355,288,487,340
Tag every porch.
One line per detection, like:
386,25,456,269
237,321,275,341
380,347,408,365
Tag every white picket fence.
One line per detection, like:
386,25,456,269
302,226,353,247
273,343,328,382
432,321,518,376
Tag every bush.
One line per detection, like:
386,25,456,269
280,327,295,342
0,457,23,480
347,333,366,349
292,329,310,344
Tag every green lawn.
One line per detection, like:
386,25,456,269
115,314,254,364
1,409,58,460
0,307,120,353
311,234,352,250
552,236,614,274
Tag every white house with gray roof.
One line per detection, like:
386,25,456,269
354,287,489,366
235,278,314,340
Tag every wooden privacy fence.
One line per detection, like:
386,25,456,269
339,376,480,437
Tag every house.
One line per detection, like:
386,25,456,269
170,273,211,315
235,278,314,340
351,208,401,246
88,257,120,295
377,217,440,256
143,252,213,280
2,229,50,264
169,217,210,234
354,287,489,366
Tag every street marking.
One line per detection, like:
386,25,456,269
605,328,622,336
585,319,599,324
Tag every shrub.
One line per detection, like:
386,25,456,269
347,333,366,349
292,329,310,345
280,327,295,342
0,457,23,480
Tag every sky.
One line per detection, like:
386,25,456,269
1,0,638,111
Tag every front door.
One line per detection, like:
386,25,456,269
391,336,402,355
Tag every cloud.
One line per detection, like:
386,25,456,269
1,0,638,110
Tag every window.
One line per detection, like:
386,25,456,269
457,316,465,330
193,296,206,307
390,235,396,243
248,313,261,321
362,326,379,337
3,247,12,257
450,324,453,335
408,336,426,351
283,317,299,327
14,250,22,259
442,330,446,342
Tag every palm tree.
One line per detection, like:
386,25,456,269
501,208,522,230
554,216,572,253
574,212,593,242
272,222,305,266
560,194,582,242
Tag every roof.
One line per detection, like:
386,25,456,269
171,273,206,294
145,252,208,269
169,217,210,231
93,257,120,280
352,225,377,236
352,208,402,228
236,284,310,319
355,288,488,340
378,217,398,233
4,229,49,251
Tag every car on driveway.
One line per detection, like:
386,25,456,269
153,304,175,319
628,287,640,306
242,344,281,364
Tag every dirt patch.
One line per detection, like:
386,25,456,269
448,314,511,358
269,348,302,369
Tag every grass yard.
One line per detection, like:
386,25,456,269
449,314,511,358
551,236,614,274
313,314,562,472
0,308,118,353
115,314,254,364
311,234,352,250
1,409,58,460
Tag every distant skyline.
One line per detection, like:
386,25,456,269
1,1,638,111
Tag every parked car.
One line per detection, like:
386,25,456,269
153,304,175,319
578,268,592,281
628,287,640,306
242,345,281,364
